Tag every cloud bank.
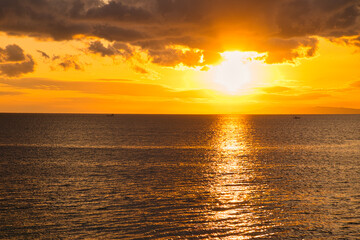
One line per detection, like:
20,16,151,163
0,0,359,66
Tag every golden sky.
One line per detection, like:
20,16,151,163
0,0,360,114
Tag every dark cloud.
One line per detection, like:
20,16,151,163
264,37,319,63
326,4,359,30
85,1,152,22
0,44,26,62
88,40,132,58
37,50,50,59
0,55,35,77
0,0,144,41
276,0,359,37
132,65,148,74
59,60,81,70
88,40,118,56
91,24,146,42
132,37,221,66
0,44,35,77
112,42,133,58
57,56,82,70
148,48,203,67
0,0,359,65
47,54,83,71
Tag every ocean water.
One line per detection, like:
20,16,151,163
0,114,359,239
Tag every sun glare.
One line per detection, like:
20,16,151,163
211,51,266,95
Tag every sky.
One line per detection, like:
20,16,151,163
0,0,360,114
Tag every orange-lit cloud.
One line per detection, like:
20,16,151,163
1,0,359,66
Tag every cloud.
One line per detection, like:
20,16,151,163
37,50,50,59
330,36,360,48
350,81,360,88
0,55,35,77
257,92,330,102
36,50,83,71
275,0,359,37
88,39,205,67
132,65,148,74
85,1,152,22
51,55,83,71
0,0,359,66
88,40,132,58
0,77,214,99
36,50,84,71
91,24,146,42
0,44,35,77
88,40,118,56
148,47,203,67
256,84,333,102
0,90,23,96
0,44,26,62
58,59,81,70
263,37,319,64
332,80,360,92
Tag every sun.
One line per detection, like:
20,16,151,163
211,51,267,95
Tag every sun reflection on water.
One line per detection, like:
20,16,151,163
207,115,272,239
216,116,249,153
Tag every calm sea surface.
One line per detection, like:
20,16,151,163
0,114,359,239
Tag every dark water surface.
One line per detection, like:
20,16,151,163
0,114,359,239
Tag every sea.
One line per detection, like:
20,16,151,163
0,114,359,239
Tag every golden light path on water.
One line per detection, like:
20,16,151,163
207,116,273,239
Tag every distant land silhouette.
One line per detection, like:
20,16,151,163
312,107,360,114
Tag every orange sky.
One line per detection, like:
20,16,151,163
0,0,360,114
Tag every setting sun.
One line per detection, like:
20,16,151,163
210,51,267,95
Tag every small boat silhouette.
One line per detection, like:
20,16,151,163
294,116,301,119
106,114,115,117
